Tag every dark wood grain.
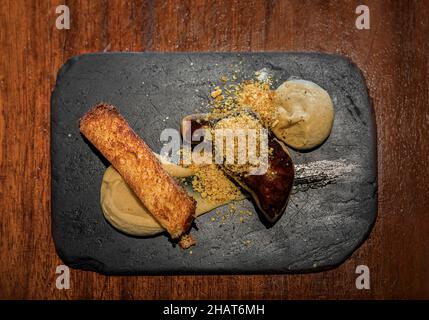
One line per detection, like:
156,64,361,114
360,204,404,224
0,0,428,299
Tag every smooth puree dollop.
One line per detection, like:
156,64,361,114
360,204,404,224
272,80,334,150
100,160,246,237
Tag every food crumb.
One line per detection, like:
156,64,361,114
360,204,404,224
228,203,237,212
179,234,196,249
190,164,242,203
210,87,222,99
239,209,253,216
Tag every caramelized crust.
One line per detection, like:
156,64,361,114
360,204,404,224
79,103,196,239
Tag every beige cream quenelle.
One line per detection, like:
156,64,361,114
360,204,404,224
272,80,334,150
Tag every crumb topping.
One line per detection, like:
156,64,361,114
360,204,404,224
213,112,265,176
190,164,242,203
210,79,277,128
183,69,278,208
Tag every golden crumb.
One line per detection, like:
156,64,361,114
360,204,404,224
179,234,196,249
215,94,225,102
213,112,265,176
235,81,277,128
239,209,253,216
190,164,242,203
209,76,276,130
228,203,236,210
211,87,222,99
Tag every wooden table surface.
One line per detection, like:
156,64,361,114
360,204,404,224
0,0,428,299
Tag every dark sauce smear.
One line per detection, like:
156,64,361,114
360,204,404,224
242,135,294,224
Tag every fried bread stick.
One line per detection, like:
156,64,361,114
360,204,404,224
79,103,196,239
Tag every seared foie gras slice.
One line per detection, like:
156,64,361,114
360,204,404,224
181,112,294,224
232,135,294,223
80,103,196,239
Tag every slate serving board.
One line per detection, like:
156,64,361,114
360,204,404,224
51,52,377,274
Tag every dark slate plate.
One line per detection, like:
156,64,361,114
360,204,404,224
51,52,377,274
